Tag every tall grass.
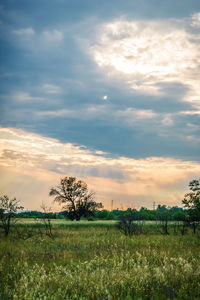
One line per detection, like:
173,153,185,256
0,221,200,299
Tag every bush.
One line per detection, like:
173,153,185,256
116,216,143,236
87,216,95,221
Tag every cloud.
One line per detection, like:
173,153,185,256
34,104,109,120
42,84,62,94
161,116,174,126
42,29,63,43
34,105,159,127
12,92,44,102
186,123,200,132
91,18,200,107
179,110,200,116
191,12,200,28
13,27,35,35
116,107,157,121
0,127,199,210
11,26,64,53
36,109,74,117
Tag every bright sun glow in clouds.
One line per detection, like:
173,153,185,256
92,17,200,106
0,127,199,210
1,8,200,211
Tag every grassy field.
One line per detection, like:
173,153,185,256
0,220,200,299
16,219,117,225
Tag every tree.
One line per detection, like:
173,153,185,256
182,179,200,210
173,211,187,235
40,203,53,238
158,211,171,235
0,195,23,236
182,179,200,234
49,176,103,221
116,213,143,236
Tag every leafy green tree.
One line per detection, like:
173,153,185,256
0,195,23,236
182,179,200,210
182,179,200,234
49,176,103,221
157,204,168,213
173,211,186,222
95,210,110,219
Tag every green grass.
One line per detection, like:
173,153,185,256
0,221,200,299
17,218,117,226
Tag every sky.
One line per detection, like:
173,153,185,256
0,0,200,211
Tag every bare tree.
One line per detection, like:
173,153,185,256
0,195,23,236
116,214,143,236
40,203,53,237
15,204,54,240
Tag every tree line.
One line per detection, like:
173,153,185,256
15,205,186,221
0,177,200,237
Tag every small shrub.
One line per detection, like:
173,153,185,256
87,216,95,221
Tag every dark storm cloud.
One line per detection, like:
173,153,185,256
0,0,200,163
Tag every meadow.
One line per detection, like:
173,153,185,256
0,220,200,299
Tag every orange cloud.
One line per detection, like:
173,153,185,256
0,127,199,210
